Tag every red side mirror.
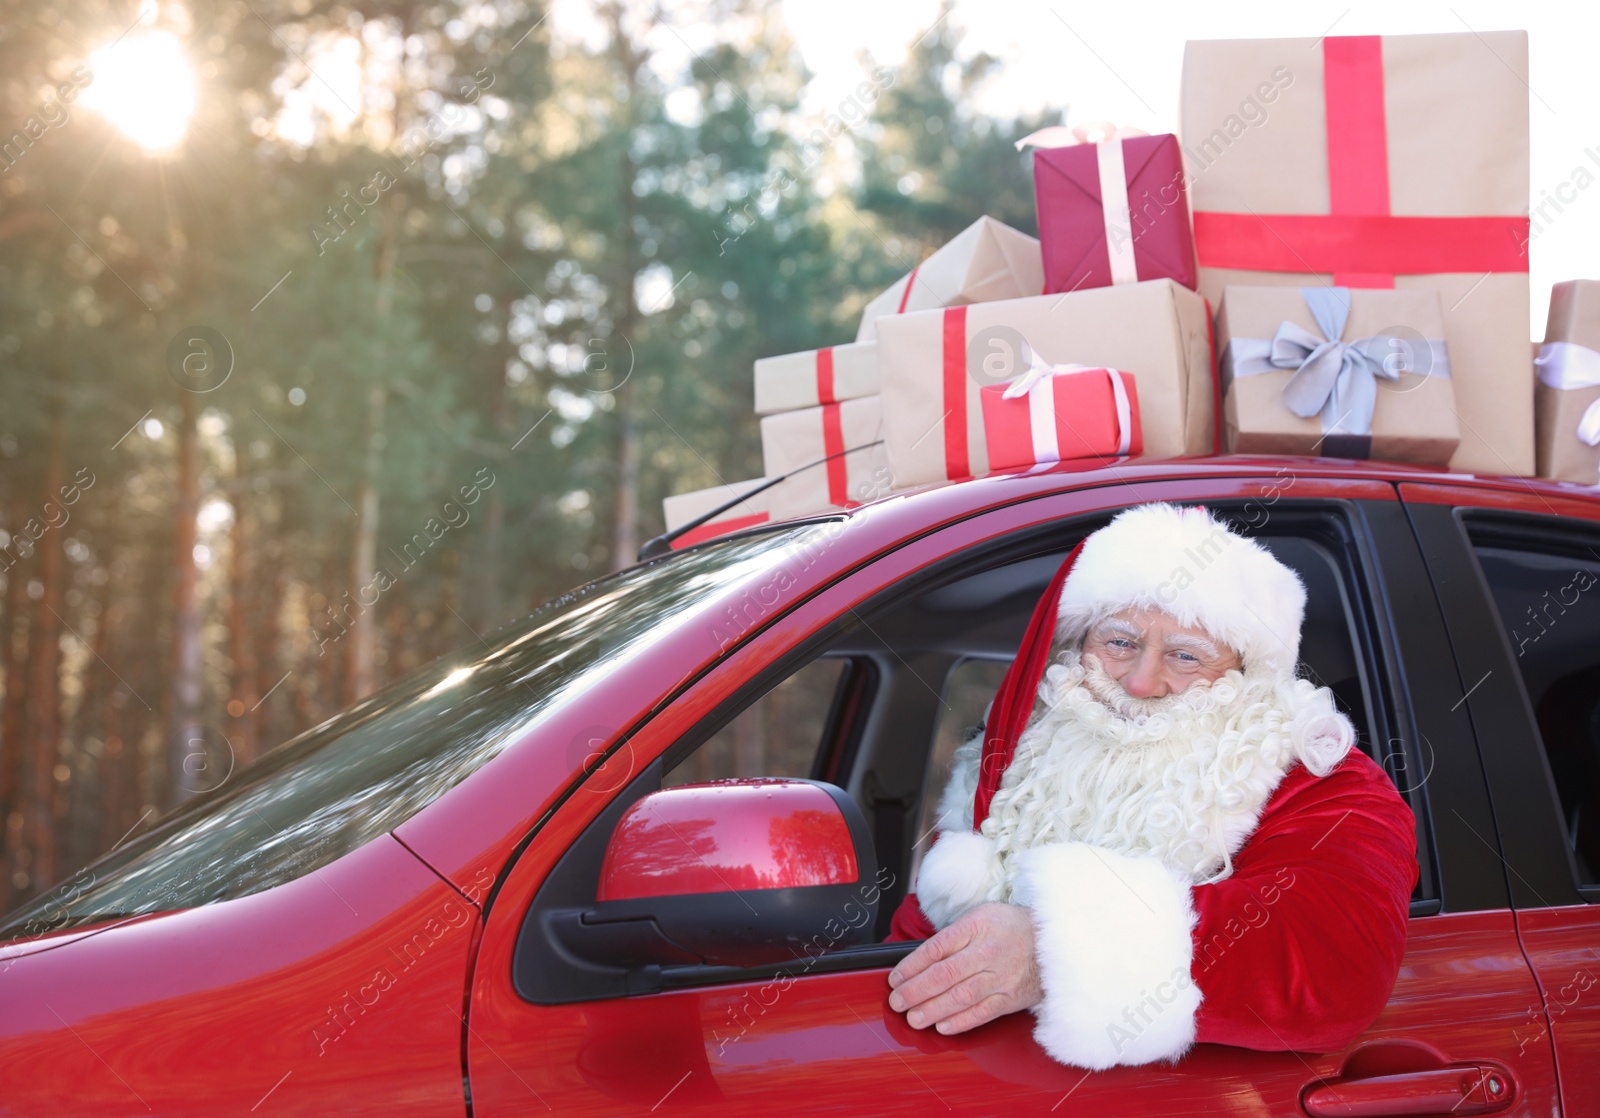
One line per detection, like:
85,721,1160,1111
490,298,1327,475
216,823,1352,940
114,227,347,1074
579,779,881,968
599,778,861,899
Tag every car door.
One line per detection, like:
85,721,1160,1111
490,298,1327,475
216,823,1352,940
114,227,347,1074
466,474,1559,1116
1400,481,1600,1114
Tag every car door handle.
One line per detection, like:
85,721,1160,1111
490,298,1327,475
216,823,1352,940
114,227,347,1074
1302,1064,1515,1117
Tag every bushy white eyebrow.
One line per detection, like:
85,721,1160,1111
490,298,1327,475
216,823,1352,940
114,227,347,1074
1091,617,1144,639
1088,617,1230,662
1165,632,1226,660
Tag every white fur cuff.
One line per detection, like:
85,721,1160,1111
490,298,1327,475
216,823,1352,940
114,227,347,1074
915,830,1002,930
1013,843,1201,1069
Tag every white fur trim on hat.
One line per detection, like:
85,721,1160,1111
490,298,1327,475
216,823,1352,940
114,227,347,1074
1056,503,1306,676
1013,842,1201,1069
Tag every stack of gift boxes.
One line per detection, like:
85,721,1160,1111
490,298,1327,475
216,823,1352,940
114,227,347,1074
665,30,1599,546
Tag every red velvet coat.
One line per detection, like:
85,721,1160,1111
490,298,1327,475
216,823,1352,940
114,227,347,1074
888,748,1418,1066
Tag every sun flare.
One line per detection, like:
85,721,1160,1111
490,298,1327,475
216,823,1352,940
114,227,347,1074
80,29,197,152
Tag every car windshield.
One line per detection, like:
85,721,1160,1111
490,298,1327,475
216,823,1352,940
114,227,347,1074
0,523,834,944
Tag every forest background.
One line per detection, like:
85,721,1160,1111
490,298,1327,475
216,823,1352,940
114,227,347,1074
0,0,1058,913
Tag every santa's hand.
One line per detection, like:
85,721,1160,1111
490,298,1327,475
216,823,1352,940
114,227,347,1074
885,902,1043,1035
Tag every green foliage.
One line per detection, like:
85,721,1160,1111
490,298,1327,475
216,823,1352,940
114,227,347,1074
0,0,1062,908
855,2,1057,251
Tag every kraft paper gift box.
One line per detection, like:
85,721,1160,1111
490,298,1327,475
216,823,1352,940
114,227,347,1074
754,340,878,415
759,395,891,512
876,278,1215,487
1216,285,1459,465
1181,32,1533,475
663,479,772,549
1535,281,1600,485
981,363,1143,471
854,216,1045,343
1032,133,1199,293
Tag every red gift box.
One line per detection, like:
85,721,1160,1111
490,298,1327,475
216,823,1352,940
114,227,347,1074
1033,134,1198,293
980,362,1142,471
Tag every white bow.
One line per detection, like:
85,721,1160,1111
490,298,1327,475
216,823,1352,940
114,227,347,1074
1536,341,1600,447
1002,353,1133,461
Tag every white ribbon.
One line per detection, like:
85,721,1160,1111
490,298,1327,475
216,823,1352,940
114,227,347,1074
1013,121,1151,150
1003,355,1133,461
1095,139,1138,286
1536,341,1600,447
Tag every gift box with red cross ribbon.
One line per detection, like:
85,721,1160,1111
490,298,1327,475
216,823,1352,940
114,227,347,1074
754,340,878,415
663,478,773,549
1181,32,1533,475
876,279,1214,487
758,395,890,514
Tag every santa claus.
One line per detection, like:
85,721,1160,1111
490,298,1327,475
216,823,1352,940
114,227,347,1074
884,503,1418,1070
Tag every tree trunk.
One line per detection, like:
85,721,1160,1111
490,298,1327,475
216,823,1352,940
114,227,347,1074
26,405,66,891
611,412,641,571
168,390,202,808
344,388,385,704
606,4,646,572
0,487,32,881
227,466,258,765
344,196,401,703
68,544,120,869
480,483,505,628
255,534,286,750
95,597,133,855
478,295,514,631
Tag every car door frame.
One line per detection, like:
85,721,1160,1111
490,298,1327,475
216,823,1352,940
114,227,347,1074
1400,480,1600,1115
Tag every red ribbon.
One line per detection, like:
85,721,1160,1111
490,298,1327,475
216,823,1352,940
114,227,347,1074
820,403,855,508
1193,213,1529,274
672,512,770,549
1193,35,1530,282
815,346,836,404
1323,35,1393,287
897,265,920,314
941,306,971,480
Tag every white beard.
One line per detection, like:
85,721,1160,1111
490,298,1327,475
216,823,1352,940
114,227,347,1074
936,651,1353,899
916,650,1355,928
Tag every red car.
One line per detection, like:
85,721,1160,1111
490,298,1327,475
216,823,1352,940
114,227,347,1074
2,456,1596,1116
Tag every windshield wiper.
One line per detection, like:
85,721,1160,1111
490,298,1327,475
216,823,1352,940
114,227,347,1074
638,439,884,562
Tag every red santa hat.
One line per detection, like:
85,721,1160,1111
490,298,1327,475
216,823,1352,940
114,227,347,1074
973,503,1306,829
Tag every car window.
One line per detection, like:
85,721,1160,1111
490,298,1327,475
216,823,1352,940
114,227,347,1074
908,657,1010,884
0,523,839,944
664,657,849,786
519,500,1432,999
1470,540,1600,888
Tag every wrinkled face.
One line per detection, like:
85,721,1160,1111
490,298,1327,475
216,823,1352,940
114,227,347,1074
1080,607,1243,700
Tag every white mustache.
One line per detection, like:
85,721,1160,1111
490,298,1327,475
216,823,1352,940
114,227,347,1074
1077,653,1192,722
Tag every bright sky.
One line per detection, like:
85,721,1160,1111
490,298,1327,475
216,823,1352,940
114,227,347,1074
778,0,1600,337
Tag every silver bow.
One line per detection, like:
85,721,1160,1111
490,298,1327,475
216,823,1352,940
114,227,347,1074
1267,287,1399,437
